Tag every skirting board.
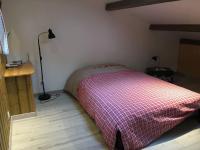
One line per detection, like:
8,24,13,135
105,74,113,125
9,112,37,150
34,90,64,97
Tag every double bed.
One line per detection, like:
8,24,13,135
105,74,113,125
65,64,200,150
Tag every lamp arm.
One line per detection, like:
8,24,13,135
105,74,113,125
38,32,47,61
38,32,48,37
38,32,48,95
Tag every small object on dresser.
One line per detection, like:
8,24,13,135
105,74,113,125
6,60,23,68
146,67,175,82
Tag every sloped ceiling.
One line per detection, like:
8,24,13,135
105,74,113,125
106,0,200,39
107,0,200,24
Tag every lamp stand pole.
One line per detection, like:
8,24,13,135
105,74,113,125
38,32,51,101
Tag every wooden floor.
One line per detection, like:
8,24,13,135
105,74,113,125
11,93,200,150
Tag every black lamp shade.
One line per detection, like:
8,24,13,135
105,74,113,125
48,29,56,39
152,56,158,62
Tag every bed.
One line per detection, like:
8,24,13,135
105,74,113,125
64,64,200,150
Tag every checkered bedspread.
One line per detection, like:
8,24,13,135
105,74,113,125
77,70,200,150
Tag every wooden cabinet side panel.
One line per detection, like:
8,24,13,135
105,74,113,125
26,76,36,112
0,84,10,150
0,58,10,150
0,103,7,150
0,100,10,149
0,98,10,150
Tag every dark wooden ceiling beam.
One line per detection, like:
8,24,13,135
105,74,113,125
149,24,200,32
106,0,182,11
180,39,200,45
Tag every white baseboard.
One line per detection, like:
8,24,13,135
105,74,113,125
34,90,64,97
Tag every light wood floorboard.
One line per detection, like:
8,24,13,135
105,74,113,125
11,93,200,150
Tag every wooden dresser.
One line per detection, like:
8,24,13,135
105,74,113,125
4,63,36,116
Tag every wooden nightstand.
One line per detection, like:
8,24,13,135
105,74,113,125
146,67,175,82
4,62,36,116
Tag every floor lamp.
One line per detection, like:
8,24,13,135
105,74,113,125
38,28,56,101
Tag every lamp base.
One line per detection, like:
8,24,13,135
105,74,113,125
38,93,51,101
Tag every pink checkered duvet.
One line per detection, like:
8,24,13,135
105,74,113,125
77,70,200,150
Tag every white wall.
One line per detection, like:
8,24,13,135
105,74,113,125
2,0,179,93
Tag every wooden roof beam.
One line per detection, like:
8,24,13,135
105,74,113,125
149,24,200,32
106,0,182,11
